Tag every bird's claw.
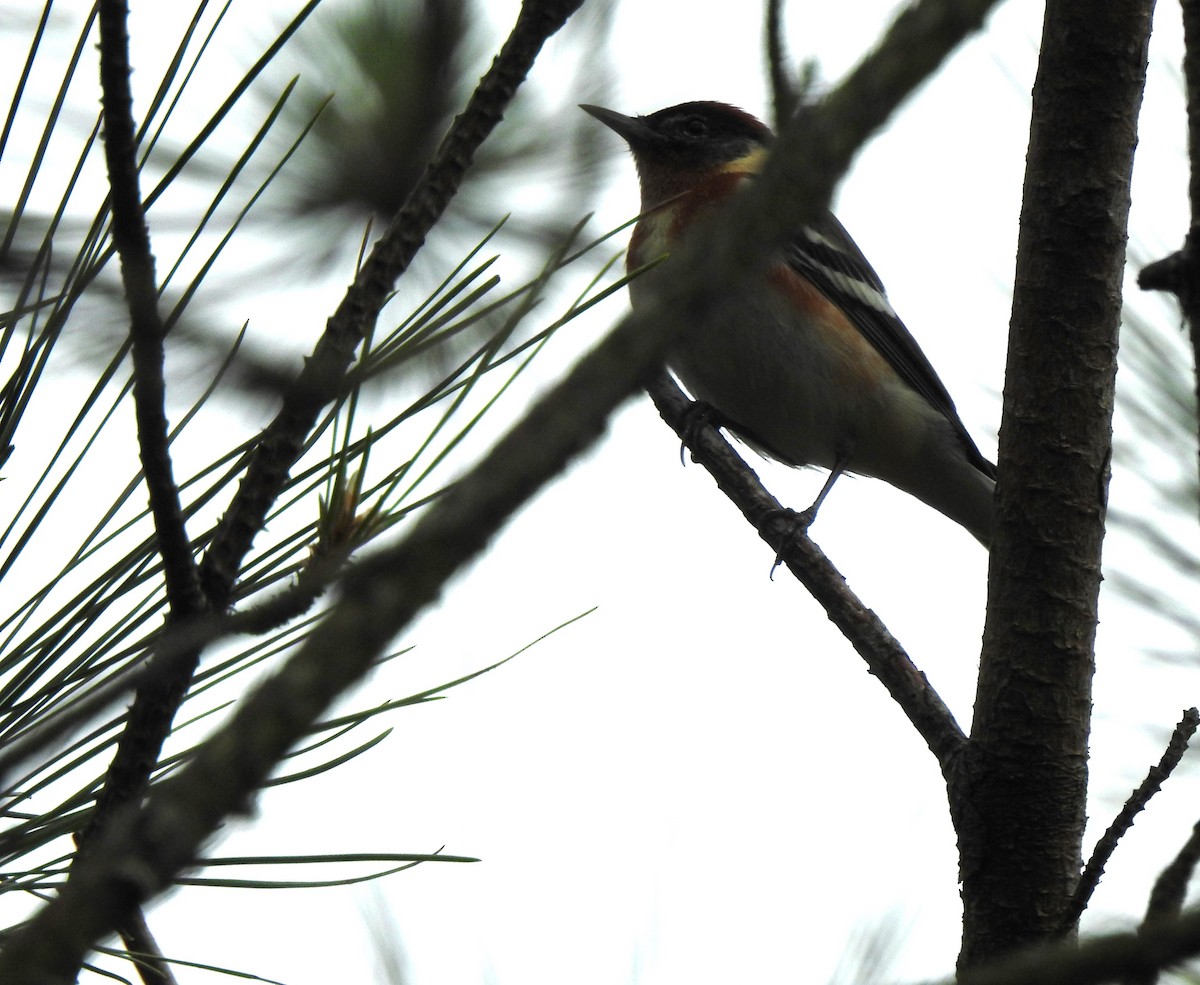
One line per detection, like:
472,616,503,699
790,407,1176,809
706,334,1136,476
765,507,815,579
677,400,728,465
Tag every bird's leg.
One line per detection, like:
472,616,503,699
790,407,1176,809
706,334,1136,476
768,455,850,579
796,460,847,528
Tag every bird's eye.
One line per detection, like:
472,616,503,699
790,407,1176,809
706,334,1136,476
680,116,709,138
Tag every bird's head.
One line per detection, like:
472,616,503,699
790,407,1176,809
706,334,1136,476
581,101,773,209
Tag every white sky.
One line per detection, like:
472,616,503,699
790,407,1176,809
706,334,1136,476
6,0,1200,983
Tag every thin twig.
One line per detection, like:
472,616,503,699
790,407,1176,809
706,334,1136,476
765,0,798,128
1058,708,1200,937
1146,823,1200,925
1124,803,1200,985
117,902,177,985
645,373,967,772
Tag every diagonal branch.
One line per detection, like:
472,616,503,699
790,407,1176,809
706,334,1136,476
1058,708,1200,938
0,0,1003,978
76,0,586,892
196,0,587,609
1126,808,1200,985
113,908,177,985
646,373,967,772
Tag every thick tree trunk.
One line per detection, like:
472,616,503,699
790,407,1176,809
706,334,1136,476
953,0,1154,969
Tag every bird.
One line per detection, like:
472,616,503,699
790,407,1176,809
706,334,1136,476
581,100,996,547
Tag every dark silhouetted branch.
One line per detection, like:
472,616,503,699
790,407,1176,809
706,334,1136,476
646,372,967,772
957,907,1200,985
1137,0,1200,506
1060,708,1200,937
765,0,798,128
197,0,588,608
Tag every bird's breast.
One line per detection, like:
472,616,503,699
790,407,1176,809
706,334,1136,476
624,185,947,480
660,265,939,475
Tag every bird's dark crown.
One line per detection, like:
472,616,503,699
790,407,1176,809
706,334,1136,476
582,100,774,208
629,101,773,167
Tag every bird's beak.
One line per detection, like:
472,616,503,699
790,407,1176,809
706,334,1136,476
579,104,658,148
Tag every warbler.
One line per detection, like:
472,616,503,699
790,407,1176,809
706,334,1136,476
582,100,996,547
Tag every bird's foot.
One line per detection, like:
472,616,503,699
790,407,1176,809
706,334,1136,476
677,400,733,465
764,506,817,580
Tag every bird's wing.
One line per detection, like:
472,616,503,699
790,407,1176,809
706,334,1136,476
784,212,996,478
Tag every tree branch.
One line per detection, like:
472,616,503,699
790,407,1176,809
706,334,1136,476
196,0,587,609
646,373,967,772
1059,708,1200,937
96,0,203,623
1145,826,1200,926
90,0,208,967
765,0,798,128
1137,0,1200,508
956,907,1200,985
116,908,177,985
0,0,1003,977
76,0,585,901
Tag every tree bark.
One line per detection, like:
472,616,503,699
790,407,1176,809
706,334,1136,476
954,0,1154,968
